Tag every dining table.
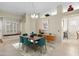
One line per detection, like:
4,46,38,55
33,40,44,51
27,36,43,51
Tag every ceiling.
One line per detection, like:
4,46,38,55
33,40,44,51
0,2,79,16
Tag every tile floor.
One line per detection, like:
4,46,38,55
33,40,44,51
0,36,79,56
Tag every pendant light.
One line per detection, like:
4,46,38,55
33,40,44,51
31,3,38,18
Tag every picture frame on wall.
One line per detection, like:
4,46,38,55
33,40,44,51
42,20,48,31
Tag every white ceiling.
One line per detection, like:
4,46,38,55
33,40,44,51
0,2,79,16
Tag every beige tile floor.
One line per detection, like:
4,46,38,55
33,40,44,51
0,36,21,56
0,36,79,56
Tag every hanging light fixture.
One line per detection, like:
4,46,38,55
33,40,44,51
31,14,35,18
35,14,38,18
31,3,39,18
31,13,38,18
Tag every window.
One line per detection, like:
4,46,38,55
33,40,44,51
3,17,21,35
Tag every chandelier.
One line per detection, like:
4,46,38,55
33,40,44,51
31,13,38,18
31,3,39,18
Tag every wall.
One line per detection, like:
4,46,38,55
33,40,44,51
35,18,48,33
20,15,25,34
21,14,38,34
47,15,62,41
43,5,63,41
30,18,37,33
0,10,21,18
21,14,31,34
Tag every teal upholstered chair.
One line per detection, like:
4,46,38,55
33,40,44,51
37,38,46,46
37,38,47,53
22,37,33,52
19,36,30,50
19,36,25,49
22,37,32,46
22,33,28,36
20,36,24,43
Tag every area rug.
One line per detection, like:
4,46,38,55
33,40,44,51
12,42,56,56
12,42,22,49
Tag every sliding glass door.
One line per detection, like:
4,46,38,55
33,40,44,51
63,15,79,40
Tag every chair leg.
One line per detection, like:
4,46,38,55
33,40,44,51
42,46,46,54
19,42,23,50
40,47,42,53
45,45,47,51
22,44,25,50
25,46,29,52
39,47,44,54
19,42,21,48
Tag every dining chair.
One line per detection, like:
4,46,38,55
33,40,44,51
31,32,35,34
19,36,25,50
22,33,28,36
23,37,32,45
37,38,47,53
22,37,33,52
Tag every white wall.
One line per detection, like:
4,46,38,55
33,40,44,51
47,15,62,41
0,10,21,18
30,18,37,33
21,14,31,34
36,18,48,33
21,14,38,34
21,15,26,34
63,18,67,32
